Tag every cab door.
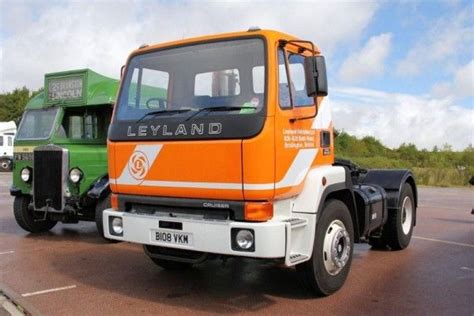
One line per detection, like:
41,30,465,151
273,46,324,199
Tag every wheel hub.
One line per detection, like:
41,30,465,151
401,196,413,235
323,219,351,275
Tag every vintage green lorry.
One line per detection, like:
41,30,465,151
10,69,119,236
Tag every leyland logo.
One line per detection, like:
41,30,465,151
128,151,150,181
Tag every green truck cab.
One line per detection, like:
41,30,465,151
10,69,119,236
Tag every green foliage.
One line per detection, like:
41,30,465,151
335,131,474,187
0,87,43,123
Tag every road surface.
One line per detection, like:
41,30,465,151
0,173,473,315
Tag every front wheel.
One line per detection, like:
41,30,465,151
0,158,12,172
95,193,119,242
296,199,354,296
13,195,57,233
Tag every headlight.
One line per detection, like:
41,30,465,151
235,229,254,250
20,167,31,183
69,168,83,183
111,217,123,235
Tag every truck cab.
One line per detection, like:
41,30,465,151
11,69,119,236
104,29,417,296
0,121,16,171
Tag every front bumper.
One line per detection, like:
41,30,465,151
103,209,287,259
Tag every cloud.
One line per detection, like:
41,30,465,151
338,33,392,83
453,60,474,98
0,0,379,91
396,7,473,76
331,86,473,150
432,60,474,99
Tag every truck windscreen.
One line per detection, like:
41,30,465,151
109,38,267,141
16,108,59,140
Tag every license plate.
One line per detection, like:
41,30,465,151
152,230,193,246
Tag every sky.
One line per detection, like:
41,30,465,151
0,0,472,150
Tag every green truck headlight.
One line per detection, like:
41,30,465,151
69,168,83,183
20,167,32,183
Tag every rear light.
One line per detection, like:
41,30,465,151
111,193,119,209
244,201,273,221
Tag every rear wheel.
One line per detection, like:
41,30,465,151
13,195,57,233
296,199,354,296
386,183,415,250
0,158,12,172
369,183,415,250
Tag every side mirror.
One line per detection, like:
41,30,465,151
304,56,328,97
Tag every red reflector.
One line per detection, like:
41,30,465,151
111,193,119,209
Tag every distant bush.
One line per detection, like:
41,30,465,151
335,131,474,187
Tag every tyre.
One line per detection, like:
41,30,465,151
296,199,354,296
384,183,415,250
95,193,119,242
149,257,193,270
0,158,12,172
13,195,57,233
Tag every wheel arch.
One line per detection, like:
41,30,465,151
360,169,418,226
316,167,360,243
86,174,110,200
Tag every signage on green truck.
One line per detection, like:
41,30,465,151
10,69,119,236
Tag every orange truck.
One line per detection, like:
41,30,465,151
103,28,417,296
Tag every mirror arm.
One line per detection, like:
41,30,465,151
282,40,318,123
280,40,317,56
282,49,295,109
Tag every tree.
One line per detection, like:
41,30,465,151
0,87,42,123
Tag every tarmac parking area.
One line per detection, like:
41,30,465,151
0,172,473,315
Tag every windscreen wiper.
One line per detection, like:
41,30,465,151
136,109,191,123
184,106,257,122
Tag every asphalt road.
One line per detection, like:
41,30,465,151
0,173,473,315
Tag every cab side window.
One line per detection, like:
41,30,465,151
288,54,314,107
278,49,314,108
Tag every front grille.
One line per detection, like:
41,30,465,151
118,194,246,221
33,145,67,211
130,204,231,220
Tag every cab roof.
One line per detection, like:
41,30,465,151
131,29,321,58
25,68,119,110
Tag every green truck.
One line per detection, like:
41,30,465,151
10,69,119,236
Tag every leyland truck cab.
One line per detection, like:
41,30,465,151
104,29,417,296
10,69,119,236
